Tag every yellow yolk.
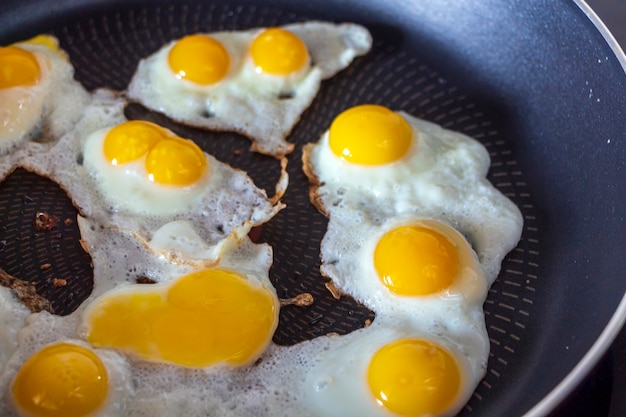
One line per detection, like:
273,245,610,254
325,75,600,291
102,120,207,186
168,35,230,85
328,104,413,165
145,136,207,186
250,27,309,75
367,338,461,416
11,343,108,417
25,35,63,54
103,120,162,165
374,225,459,296
84,268,279,368
0,46,41,89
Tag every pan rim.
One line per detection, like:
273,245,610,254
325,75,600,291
523,4,626,417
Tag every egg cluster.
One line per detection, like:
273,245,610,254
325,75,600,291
301,104,524,416
0,23,522,417
128,22,373,156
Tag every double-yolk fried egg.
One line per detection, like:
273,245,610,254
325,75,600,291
0,35,89,157
76,215,279,369
70,215,279,370
16,90,285,251
127,22,373,156
82,119,214,216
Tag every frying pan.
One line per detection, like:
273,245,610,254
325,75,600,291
1,0,625,416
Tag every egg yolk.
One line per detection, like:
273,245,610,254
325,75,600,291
11,343,108,417
328,104,413,165
103,120,162,165
84,268,279,368
168,34,230,85
103,120,207,186
367,338,461,416
374,224,459,296
250,27,309,75
0,46,40,89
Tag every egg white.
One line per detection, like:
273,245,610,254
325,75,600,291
0,288,30,374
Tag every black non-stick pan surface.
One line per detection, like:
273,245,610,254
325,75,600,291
1,0,626,416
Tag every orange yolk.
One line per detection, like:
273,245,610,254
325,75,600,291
0,46,41,89
11,343,108,417
367,338,461,416
103,120,207,186
168,34,230,85
328,104,413,165
84,268,279,368
374,224,459,296
250,27,309,75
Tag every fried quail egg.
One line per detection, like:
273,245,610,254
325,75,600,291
5,340,131,417
301,320,488,417
127,22,373,156
0,35,89,156
319,215,489,315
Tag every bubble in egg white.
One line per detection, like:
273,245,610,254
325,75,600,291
127,22,373,156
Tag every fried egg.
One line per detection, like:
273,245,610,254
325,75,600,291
4,340,131,417
300,320,488,417
0,35,89,157
127,22,372,156
17,90,285,249
78,216,279,369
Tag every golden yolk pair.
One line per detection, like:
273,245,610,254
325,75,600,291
84,268,278,368
103,120,206,186
168,27,309,85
